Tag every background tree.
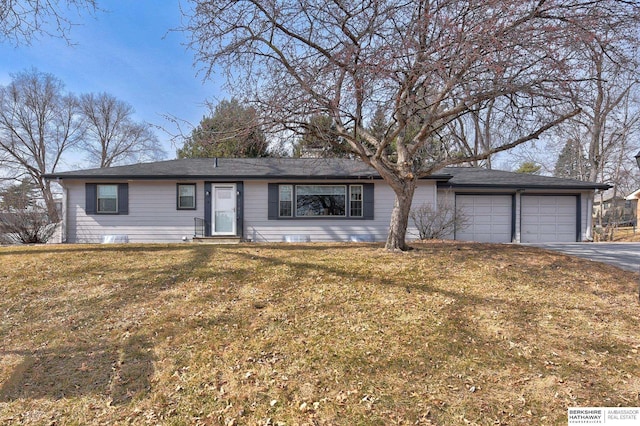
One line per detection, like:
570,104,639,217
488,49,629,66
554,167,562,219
0,69,84,222
0,178,38,211
367,106,395,160
0,0,98,45
80,92,165,167
567,32,639,185
554,139,590,181
293,115,351,158
177,99,269,158
186,0,640,250
515,162,542,175
0,178,56,244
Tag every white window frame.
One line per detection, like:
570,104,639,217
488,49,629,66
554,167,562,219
97,184,118,214
279,184,293,217
349,185,363,217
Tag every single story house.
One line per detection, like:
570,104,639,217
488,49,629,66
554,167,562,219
44,157,609,244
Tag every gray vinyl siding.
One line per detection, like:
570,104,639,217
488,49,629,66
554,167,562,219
243,180,436,242
63,178,437,243
65,180,204,243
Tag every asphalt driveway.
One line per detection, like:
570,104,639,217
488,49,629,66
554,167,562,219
530,243,640,273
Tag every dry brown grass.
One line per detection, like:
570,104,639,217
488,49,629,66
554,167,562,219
611,227,640,242
0,242,638,425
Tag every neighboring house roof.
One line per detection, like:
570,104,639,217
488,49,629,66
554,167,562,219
44,157,609,190
593,188,629,203
626,189,640,201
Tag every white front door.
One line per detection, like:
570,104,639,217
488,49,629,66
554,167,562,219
212,184,236,235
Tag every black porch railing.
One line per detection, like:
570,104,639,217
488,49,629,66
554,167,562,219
194,217,208,237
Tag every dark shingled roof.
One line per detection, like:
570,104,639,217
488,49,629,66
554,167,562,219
45,158,383,180
440,166,610,190
45,157,608,190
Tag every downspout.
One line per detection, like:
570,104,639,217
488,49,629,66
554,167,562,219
585,191,594,241
57,178,67,244
514,190,522,243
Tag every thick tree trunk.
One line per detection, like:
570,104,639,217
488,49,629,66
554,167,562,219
37,178,60,223
385,180,416,251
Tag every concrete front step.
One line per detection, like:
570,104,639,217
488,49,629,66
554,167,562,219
192,236,242,244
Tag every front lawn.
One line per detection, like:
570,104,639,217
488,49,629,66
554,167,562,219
0,243,638,425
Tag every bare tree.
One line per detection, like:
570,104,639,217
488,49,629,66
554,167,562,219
185,0,640,250
568,33,640,185
0,178,57,244
0,69,84,221
0,0,98,45
80,92,165,168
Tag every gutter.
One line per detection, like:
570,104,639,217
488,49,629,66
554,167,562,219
438,182,611,191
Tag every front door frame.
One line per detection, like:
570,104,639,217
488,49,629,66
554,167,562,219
204,181,244,238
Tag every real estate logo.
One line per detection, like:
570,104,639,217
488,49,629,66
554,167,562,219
568,407,640,425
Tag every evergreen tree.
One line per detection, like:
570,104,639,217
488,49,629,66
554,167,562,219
178,99,269,158
368,106,395,159
554,139,589,180
0,179,38,211
293,115,351,158
515,161,542,174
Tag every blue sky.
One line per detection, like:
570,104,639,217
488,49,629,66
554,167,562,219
0,0,225,168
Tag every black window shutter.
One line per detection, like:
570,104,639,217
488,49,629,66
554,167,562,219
85,184,97,214
267,183,279,220
236,182,243,238
363,183,374,220
118,183,129,215
204,182,212,236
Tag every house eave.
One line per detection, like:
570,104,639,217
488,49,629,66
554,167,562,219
45,174,387,181
438,183,610,191
45,173,452,182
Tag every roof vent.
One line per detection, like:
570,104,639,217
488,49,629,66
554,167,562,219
214,157,218,168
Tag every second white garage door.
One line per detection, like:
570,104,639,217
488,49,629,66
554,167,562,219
456,195,513,243
521,195,577,243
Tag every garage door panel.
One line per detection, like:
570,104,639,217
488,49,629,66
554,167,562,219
521,195,577,243
539,216,561,225
456,195,512,243
473,206,495,215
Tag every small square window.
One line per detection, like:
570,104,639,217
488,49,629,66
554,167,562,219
97,184,118,213
177,184,196,210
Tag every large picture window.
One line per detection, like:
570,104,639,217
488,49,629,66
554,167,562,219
296,185,346,216
270,183,373,219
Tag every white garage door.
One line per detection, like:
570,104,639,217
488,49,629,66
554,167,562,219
456,195,513,243
521,195,577,243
